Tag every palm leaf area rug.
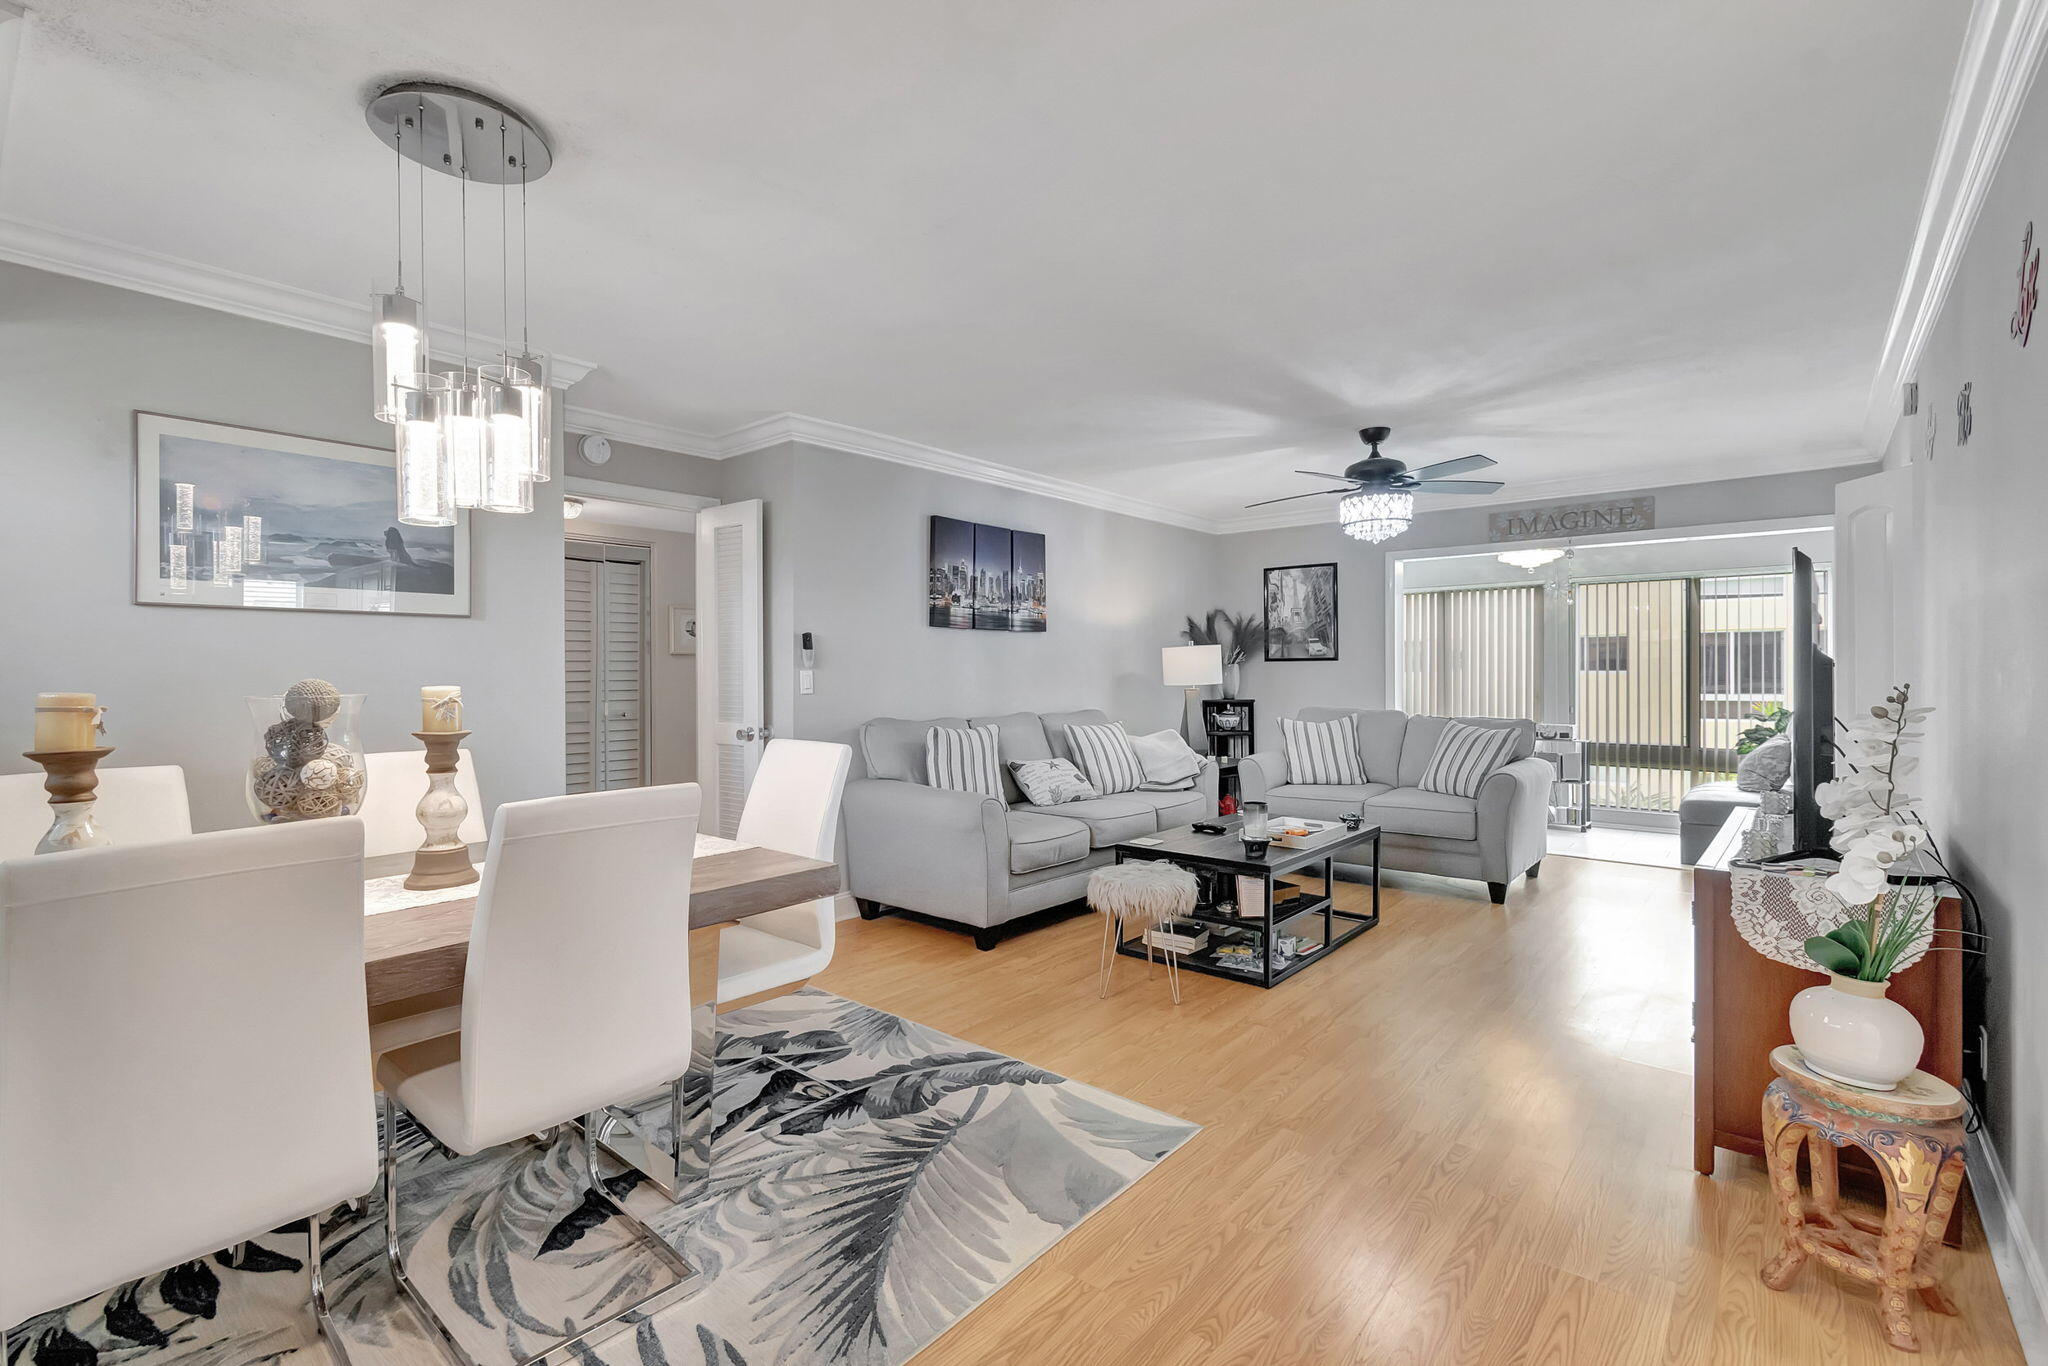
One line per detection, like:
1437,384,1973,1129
7,989,1198,1366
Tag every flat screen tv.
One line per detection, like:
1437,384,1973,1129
1788,549,1835,853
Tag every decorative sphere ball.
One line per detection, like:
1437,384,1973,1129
284,679,342,724
282,721,328,766
322,741,353,763
296,788,342,817
299,758,340,790
253,769,299,811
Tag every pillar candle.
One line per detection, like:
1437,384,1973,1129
421,686,463,732
34,693,102,751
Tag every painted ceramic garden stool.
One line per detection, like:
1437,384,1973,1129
1758,1044,1968,1353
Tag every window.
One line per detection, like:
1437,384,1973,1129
1580,635,1629,672
1701,575,1787,599
1700,630,1784,695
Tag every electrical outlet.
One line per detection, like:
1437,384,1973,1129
799,669,814,696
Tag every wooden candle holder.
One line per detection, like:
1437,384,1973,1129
21,746,116,855
404,730,480,891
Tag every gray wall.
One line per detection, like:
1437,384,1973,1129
0,262,567,831
715,443,1222,760
567,517,698,785
562,431,723,496
1892,60,2048,1298
1213,465,1871,747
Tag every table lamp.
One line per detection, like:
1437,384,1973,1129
1162,644,1223,746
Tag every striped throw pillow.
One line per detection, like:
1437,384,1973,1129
1281,714,1366,785
1063,722,1144,795
926,724,1003,798
1417,720,1522,798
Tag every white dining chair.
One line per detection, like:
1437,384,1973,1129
0,764,193,860
358,748,486,860
373,784,703,1366
718,739,852,1005
0,820,374,1361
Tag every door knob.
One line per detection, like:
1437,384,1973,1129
735,726,757,741
759,725,775,740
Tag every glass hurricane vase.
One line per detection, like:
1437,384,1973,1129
247,693,368,823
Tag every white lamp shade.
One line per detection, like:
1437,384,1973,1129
1162,643,1224,687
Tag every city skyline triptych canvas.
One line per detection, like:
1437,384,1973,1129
928,515,1047,631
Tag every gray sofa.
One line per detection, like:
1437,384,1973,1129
1238,708,1551,904
1679,781,1765,864
844,709,1219,949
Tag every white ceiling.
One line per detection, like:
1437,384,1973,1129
0,1,1962,529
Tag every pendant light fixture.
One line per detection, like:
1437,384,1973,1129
366,83,554,524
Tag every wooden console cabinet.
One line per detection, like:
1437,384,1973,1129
1691,808,1964,1175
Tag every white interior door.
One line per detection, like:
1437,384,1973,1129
696,499,765,838
565,541,650,793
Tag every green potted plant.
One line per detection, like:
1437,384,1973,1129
1182,609,1267,698
1736,702,1791,756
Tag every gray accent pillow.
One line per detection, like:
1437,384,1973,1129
1417,718,1521,798
1736,733,1793,793
1009,758,1099,806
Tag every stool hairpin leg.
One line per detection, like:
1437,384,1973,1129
1097,913,1120,997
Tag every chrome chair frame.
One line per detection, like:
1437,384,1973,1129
1,1215,352,1366
380,1092,699,1366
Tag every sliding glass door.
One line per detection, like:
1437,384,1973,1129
1402,567,1825,819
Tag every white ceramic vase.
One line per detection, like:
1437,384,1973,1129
1789,975,1925,1091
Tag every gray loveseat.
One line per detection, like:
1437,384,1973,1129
844,709,1219,949
1238,708,1551,904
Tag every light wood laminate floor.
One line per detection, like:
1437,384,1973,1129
812,855,2025,1365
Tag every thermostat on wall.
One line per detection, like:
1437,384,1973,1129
579,434,613,466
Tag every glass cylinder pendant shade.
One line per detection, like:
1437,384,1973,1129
371,291,423,424
396,373,456,526
479,363,535,513
511,351,552,481
442,378,488,509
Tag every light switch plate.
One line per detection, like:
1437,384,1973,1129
799,669,815,695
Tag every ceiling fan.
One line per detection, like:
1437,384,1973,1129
1245,426,1504,543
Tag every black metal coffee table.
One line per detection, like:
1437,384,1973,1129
1109,817,1381,988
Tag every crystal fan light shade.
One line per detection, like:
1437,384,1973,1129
370,84,554,524
1497,547,1566,571
1338,490,1414,544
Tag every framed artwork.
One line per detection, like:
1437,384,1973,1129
928,515,1047,630
1264,562,1338,660
668,606,697,655
134,412,470,616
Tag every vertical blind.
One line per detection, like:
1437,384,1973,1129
1401,585,1544,721
564,543,649,794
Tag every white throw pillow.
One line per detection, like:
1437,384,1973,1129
1009,758,1099,806
1417,719,1522,798
1128,729,1206,790
1281,714,1365,785
926,724,1002,798
1063,722,1145,795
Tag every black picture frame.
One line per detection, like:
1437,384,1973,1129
1263,561,1339,661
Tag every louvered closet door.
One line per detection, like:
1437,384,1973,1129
564,542,650,793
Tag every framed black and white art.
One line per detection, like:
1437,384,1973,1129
134,412,470,617
1264,561,1338,661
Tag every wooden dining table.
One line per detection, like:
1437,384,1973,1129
362,834,841,1006
361,832,842,1203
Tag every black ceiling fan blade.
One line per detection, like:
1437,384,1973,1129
1405,453,1497,480
1292,469,1356,482
1243,487,1356,509
1409,478,1505,495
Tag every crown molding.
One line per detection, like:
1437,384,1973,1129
709,412,1228,533
1864,0,2048,453
0,213,599,384
560,404,723,458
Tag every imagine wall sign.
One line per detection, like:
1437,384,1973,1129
1488,496,1655,543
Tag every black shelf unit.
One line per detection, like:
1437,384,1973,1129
1201,698,1255,762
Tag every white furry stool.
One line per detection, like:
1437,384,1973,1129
1089,861,1199,1004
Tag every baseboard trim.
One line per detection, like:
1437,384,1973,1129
1969,1125,2048,1363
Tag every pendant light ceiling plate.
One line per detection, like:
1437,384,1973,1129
366,82,551,184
